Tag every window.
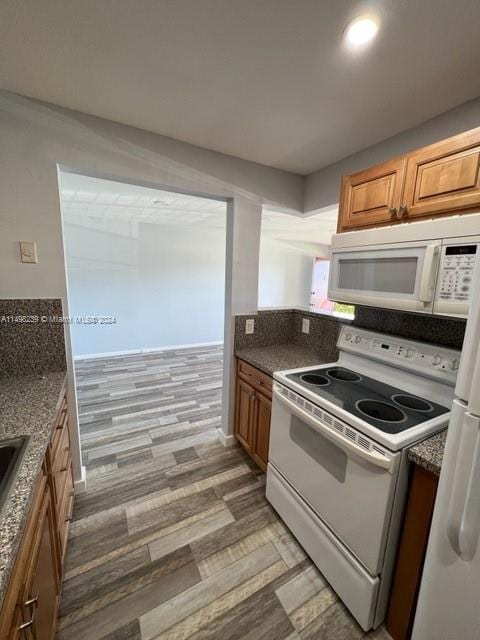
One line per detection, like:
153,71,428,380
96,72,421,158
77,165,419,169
310,258,354,318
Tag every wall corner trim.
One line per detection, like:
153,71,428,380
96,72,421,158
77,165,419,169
74,465,87,494
217,429,237,447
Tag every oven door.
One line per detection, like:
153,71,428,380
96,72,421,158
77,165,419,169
328,240,441,313
268,385,401,575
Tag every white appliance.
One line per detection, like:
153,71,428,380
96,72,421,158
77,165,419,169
329,212,480,317
412,257,480,638
266,326,460,631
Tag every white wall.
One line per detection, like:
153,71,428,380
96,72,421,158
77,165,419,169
258,237,313,309
64,218,226,356
304,97,480,212
0,91,301,486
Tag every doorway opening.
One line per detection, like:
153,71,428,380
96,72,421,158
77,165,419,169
59,170,227,478
258,206,354,318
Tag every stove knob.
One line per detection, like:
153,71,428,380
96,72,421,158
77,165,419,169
431,354,442,366
345,332,352,342
354,335,362,344
449,358,459,371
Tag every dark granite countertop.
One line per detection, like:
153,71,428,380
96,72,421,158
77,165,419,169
0,371,67,606
236,343,335,376
408,430,447,476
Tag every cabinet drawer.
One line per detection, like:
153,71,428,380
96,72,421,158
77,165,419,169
50,396,68,456
54,454,72,517
52,424,70,475
57,471,74,564
237,360,272,396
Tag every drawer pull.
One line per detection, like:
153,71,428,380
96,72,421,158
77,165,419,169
19,612,36,635
24,593,39,607
246,372,264,386
60,466,69,472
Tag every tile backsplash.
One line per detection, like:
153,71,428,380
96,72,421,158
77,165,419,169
235,305,466,355
353,306,466,351
0,299,67,377
234,309,341,360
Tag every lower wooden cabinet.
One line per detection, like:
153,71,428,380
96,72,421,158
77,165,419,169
0,384,74,640
234,359,272,471
20,481,60,640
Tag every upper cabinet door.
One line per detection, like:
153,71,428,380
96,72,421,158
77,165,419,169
403,128,480,220
338,157,407,232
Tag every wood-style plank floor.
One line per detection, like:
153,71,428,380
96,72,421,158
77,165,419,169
58,345,390,640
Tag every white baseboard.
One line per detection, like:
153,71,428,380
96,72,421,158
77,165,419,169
74,465,87,494
74,341,223,361
217,428,237,447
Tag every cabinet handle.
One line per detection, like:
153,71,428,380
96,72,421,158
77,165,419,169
396,204,408,219
24,593,39,607
19,611,36,636
388,207,397,216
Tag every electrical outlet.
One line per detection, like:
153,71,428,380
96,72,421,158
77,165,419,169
245,319,255,334
19,241,38,264
302,318,310,334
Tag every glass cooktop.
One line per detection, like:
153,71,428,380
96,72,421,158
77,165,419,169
286,367,449,434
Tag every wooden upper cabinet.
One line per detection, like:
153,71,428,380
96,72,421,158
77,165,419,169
338,157,407,231
337,127,480,232
403,128,480,219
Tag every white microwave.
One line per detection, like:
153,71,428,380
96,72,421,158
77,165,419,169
328,214,480,318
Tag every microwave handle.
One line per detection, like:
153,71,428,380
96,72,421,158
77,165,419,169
418,244,440,303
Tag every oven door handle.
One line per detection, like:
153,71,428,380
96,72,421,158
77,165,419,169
274,389,396,472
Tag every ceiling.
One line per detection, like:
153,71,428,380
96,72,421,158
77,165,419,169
1,1,479,174
60,172,338,245
60,173,227,228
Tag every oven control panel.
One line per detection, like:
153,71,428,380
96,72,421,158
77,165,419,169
341,327,460,383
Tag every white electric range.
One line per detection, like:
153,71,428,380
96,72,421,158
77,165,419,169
266,325,460,631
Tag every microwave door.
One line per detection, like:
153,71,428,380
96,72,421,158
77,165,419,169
328,242,441,313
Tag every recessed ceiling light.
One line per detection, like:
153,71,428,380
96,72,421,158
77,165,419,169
344,15,379,47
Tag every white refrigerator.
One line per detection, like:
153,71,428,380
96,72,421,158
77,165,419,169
413,257,480,639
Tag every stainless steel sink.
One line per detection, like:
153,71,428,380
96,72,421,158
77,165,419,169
0,437,28,514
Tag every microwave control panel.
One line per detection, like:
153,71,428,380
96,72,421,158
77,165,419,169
438,244,478,302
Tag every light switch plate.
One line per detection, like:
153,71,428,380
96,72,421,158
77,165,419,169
302,318,310,334
20,241,38,263
245,319,255,334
